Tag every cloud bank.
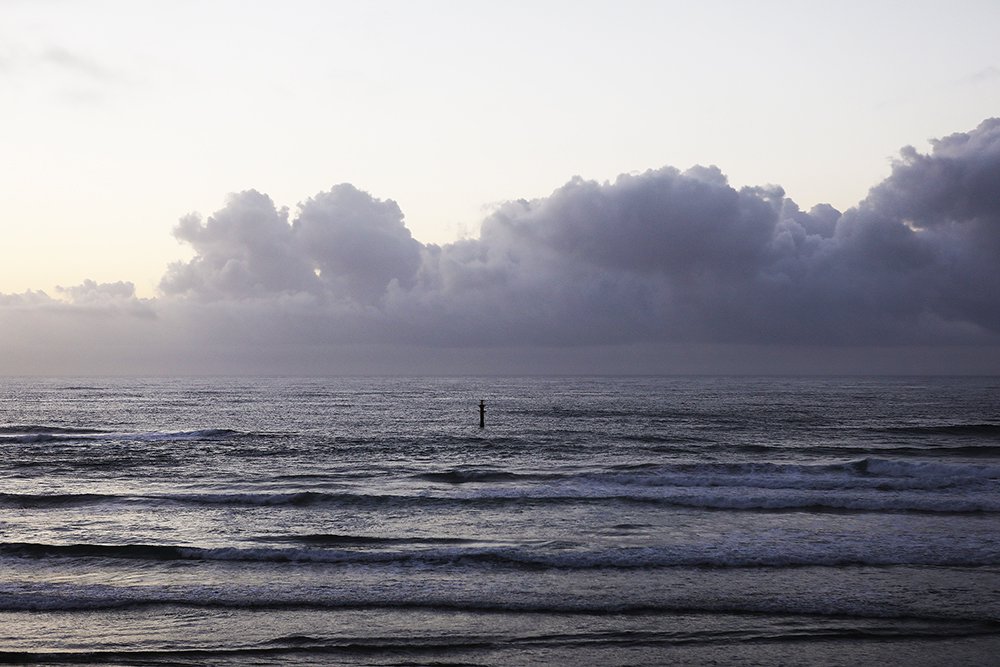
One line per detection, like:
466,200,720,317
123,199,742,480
4,119,1000,375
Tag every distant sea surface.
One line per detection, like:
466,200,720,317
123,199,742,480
1,376,999,665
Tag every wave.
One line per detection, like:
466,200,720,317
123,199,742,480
400,458,1000,513
4,536,999,569
0,424,109,444
4,454,995,512
0,493,118,508
734,443,1000,458
415,469,554,484
880,424,1000,438
0,428,244,445
417,458,1000,486
256,533,480,546
0,434,91,444
1,620,997,664
0,490,413,510
576,457,1000,491
0,490,432,510
3,620,997,665
0,425,105,435
4,591,1000,629
160,491,410,507
11,488,991,513
129,428,243,442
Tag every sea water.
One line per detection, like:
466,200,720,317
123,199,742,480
0,376,998,665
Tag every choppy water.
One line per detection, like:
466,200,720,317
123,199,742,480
1,376,999,665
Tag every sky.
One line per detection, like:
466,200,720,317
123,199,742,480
2,0,1000,375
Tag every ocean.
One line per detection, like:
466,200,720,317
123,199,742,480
1,376,998,665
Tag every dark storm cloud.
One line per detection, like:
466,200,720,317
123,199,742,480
3,119,1000,374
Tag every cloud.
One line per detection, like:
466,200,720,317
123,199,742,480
0,283,160,375
161,185,422,306
39,47,120,82
384,119,1000,349
0,44,122,82
160,190,317,300
962,66,1000,85
3,119,1000,374
294,184,423,304
859,118,1000,333
55,279,155,318
0,44,129,104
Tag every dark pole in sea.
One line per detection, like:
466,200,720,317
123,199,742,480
479,400,486,429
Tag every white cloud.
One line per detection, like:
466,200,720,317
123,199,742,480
4,119,1000,374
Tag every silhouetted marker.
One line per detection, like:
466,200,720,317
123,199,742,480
479,400,486,428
